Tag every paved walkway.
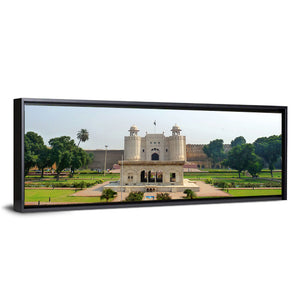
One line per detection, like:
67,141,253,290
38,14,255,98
194,181,230,197
71,181,110,197
71,180,230,200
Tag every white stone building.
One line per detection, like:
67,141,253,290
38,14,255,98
106,124,199,193
124,124,186,162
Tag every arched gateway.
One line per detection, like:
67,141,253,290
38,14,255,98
108,124,200,194
151,153,159,160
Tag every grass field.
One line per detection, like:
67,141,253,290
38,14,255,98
25,189,113,204
25,169,282,204
26,173,120,181
25,173,120,188
227,189,282,197
24,186,282,204
26,170,281,182
184,170,281,180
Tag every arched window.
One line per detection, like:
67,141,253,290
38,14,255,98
141,170,147,182
151,153,159,160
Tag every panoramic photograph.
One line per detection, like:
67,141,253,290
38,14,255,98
24,104,282,206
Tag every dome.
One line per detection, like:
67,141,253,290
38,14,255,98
129,124,139,136
171,124,181,131
129,125,139,131
171,124,181,135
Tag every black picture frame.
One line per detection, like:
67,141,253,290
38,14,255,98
14,98,287,212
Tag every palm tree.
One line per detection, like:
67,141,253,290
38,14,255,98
77,129,89,146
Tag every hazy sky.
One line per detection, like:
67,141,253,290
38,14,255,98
25,104,282,150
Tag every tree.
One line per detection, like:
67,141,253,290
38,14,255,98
247,155,264,178
24,131,44,176
183,189,197,199
77,129,89,146
49,136,75,180
36,146,52,178
70,147,89,177
101,189,117,202
203,139,226,168
223,144,255,178
254,135,282,177
125,192,144,202
85,152,94,169
231,136,246,148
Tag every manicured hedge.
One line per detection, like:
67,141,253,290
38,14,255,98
210,180,281,188
25,179,103,188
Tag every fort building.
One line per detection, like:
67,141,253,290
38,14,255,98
103,125,199,193
86,143,231,171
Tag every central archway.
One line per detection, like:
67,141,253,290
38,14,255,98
151,153,159,160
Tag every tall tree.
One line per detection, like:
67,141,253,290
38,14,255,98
24,131,44,176
223,144,255,178
254,135,282,177
203,139,225,168
231,136,246,148
86,152,94,168
49,136,75,180
36,146,52,178
70,147,90,177
77,129,89,146
247,154,264,178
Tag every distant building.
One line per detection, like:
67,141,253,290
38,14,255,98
185,144,231,168
85,149,123,170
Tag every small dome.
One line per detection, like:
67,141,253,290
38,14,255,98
129,125,139,131
171,124,181,131
171,124,181,135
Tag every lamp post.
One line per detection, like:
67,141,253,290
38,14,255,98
104,145,108,176
121,154,123,201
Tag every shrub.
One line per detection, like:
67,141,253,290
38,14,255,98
156,193,172,201
73,181,87,189
125,191,144,202
184,189,197,199
101,188,117,201
214,181,231,188
205,178,214,185
76,170,100,174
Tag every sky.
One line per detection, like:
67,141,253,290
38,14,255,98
25,104,282,150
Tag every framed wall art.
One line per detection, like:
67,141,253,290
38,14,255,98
14,98,287,212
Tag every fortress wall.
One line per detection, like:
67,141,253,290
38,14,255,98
186,144,231,168
85,144,231,170
85,150,124,170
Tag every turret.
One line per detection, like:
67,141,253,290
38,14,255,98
129,125,139,136
168,124,186,161
171,124,182,136
124,125,141,160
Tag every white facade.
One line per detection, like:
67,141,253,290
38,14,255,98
105,124,199,193
124,124,186,162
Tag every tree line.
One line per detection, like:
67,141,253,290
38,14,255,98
24,129,93,180
203,135,282,177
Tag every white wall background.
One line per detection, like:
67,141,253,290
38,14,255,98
0,1,299,299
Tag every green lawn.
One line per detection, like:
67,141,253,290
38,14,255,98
25,173,121,188
184,170,281,180
25,189,113,204
227,189,282,197
26,173,120,181
73,173,120,180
